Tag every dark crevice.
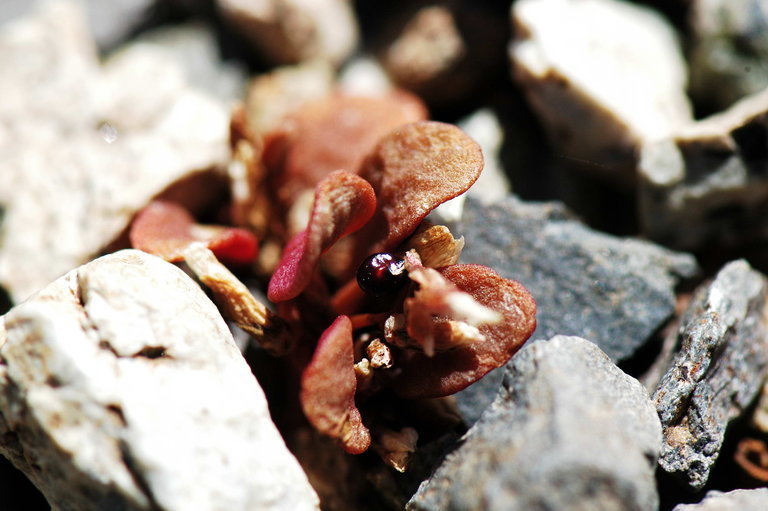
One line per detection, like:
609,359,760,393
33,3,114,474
119,440,163,511
106,404,127,427
133,346,168,359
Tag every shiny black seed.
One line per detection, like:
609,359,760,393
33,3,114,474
356,253,408,296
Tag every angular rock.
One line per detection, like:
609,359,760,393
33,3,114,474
0,0,231,302
652,260,768,489
408,336,661,511
0,250,319,511
217,0,358,67
639,87,768,250
457,196,697,362
672,489,768,511
689,0,768,111
510,0,692,181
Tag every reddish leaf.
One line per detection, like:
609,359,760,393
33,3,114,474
130,201,258,265
391,264,537,399
268,171,376,302
360,121,484,252
300,315,371,454
265,92,427,209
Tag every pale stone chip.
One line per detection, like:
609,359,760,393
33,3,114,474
183,243,294,355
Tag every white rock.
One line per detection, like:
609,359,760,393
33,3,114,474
0,0,231,302
510,0,693,179
0,250,319,511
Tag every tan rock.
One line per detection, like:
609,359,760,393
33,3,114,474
0,249,319,511
218,0,358,66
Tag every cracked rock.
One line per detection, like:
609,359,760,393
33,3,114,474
672,489,768,511
0,0,231,303
639,87,768,250
652,259,768,489
510,0,692,181
407,336,661,511
0,249,318,511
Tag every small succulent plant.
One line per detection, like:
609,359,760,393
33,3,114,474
129,90,537,469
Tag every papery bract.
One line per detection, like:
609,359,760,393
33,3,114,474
129,200,258,265
391,264,536,399
268,171,376,302
300,315,371,454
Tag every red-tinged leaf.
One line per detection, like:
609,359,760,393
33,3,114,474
301,315,371,454
360,121,484,252
391,264,537,399
130,201,258,265
268,171,376,302
265,92,427,209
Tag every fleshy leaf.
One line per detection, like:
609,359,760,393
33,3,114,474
391,264,537,399
130,200,258,265
300,315,371,454
265,92,427,209
268,171,376,302
360,121,484,252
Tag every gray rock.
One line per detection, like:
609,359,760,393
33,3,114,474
457,196,697,362
689,0,768,111
652,260,768,489
0,250,319,510
639,87,768,251
672,489,768,511
407,336,661,511
0,0,231,303
510,0,692,181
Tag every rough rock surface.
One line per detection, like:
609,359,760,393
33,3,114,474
639,87,768,250
457,196,697,362
0,250,319,511
652,260,768,489
689,0,768,111
407,336,661,511
217,0,358,66
0,1,231,303
672,489,768,511
510,0,692,180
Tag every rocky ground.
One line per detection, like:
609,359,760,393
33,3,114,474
2,0,768,510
